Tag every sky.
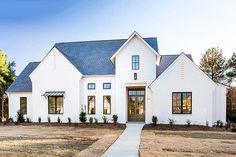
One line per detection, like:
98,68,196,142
0,0,236,75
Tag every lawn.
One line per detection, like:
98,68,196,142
140,129,236,157
0,124,124,157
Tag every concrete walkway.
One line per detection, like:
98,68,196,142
101,123,144,157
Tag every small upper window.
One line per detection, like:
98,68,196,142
132,55,140,70
88,83,95,90
103,83,111,89
20,97,27,114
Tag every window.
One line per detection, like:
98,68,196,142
132,55,139,70
20,97,27,114
88,96,95,114
88,83,95,90
48,96,63,114
103,83,111,89
103,96,111,114
172,92,192,114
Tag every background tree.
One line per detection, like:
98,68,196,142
226,52,236,84
0,50,16,119
200,47,226,83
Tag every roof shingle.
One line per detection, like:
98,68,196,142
6,62,40,92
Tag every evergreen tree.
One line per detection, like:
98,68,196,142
226,52,236,84
200,47,226,83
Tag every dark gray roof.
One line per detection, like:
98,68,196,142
156,54,193,77
7,37,193,93
55,38,158,75
6,62,40,92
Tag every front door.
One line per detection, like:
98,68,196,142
128,89,145,121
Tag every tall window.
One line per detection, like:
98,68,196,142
172,92,192,114
20,97,27,114
132,55,139,70
103,83,111,89
103,96,111,114
88,96,95,114
48,96,63,114
88,83,95,90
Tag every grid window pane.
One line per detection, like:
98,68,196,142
20,97,27,114
103,83,111,89
103,96,111,114
132,55,140,70
172,93,181,114
48,96,63,114
88,96,95,114
88,83,95,90
172,92,192,114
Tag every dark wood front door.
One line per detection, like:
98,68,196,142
128,89,145,121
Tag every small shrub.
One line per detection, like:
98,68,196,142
231,124,236,132
206,121,209,127
8,117,14,123
15,121,19,125
79,110,87,123
216,120,220,127
47,116,51,123
68,117,71,124
16,110,25,123
26,117,31,123
38,117,41,123
112,115,118,125
102,116,108,124
152,116,158,126
220,121,224,128
0,115,2,122
186,119,191,127
89,117,93,124
57,117,61,123
94,118,98,124
168,118,175,127
225,121,231,130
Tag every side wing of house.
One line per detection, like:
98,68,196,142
29,47,82,122
150,53,226,125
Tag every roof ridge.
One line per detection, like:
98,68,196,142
55,37,157,45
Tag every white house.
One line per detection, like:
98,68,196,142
6,31,227,125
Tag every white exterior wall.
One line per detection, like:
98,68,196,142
115,35,158,123
80,76,115,122
7,93,32,121
29,48,82,122
150,54,217,126
214,85,227,123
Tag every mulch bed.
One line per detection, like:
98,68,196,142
143,124,230,132
0,122,126,130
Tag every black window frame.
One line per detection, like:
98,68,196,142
172,92,192,114
20,97,27,114
88,96,96,115
103,83,111,89
103,95,111,115
48,96,64,114
132,55,140,70
87,83,95,90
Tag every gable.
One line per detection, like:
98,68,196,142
55,37,158,75
156,54,193,77
30,47,82,80
150,53,216,88
110,31,160,64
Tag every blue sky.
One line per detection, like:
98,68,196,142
1,0,236,74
